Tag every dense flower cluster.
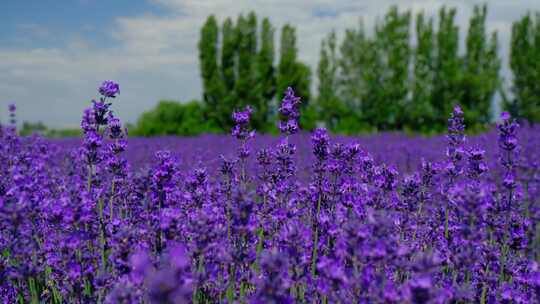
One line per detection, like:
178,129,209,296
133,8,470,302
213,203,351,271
1,84,540,303
278,87,302,135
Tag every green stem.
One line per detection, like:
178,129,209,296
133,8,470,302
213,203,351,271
110,179,115,222
87,165,93,192
255,226,264,273
98,198,106,273
311,195,322,276
444,206,449,240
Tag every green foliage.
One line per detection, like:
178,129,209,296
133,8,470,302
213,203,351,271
508,12,540,124
314,5,502,134
432,7,462,127
317,31,343,132
198,13,309,133
133,100,220,136
220,17,238,128
20,121,47,136
298,104,319,132
19,122,83,138
253,17,276,132
410,12,437,132
333,8,412,131
462,4,501,125
277,24,312,110
171,6,524,136
199,15,226,127
374,6,411,129
234,13,258,111
46,128,83,138
338,23,374,127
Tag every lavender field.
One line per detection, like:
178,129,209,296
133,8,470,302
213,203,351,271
2,82,540,303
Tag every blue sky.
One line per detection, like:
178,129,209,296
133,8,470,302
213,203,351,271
0,1,160,48
1,0,539,128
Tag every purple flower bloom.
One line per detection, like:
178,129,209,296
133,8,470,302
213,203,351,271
2,82,538,304
8,104,16,126
279,87,302,135
107,116,124,140
232,106,254,140
92,99,112,126
311,128,330,161
99,80,120,98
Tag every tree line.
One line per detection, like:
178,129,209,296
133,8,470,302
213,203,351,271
134,5,540,136
198,13,311,132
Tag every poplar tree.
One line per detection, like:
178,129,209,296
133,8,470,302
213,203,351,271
317,31,344,130
410,12,436,131
199,15,225,126
277,24,311,108
254,17,276,130
339,22,380,129
235,13,258,110
432,7,461,127
220,17,237,127
462,4,500,126
508,13,540,124
221,17,237,92
375,6,411,129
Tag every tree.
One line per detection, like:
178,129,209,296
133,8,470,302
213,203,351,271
338,21,387,131
221,17,237,92
337,8,411,131
508,13,540,124
199,16,225,126
410,12,436,132
234,13,258,111
317,30,347,131
253,17,276,131
277,24,311,110
432,7,462,128
462,4,500,127
374,6,411,130
220,17,238,127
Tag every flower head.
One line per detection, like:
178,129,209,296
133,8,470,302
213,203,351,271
447,105,466,148
81,108,97,133
278,87,302,135
8,104,16,126
92,99,112,126
99,80,120,98
498,111,519,153
466,147,488,180
311,128,330,161
107,115,124,140
231,106,254,140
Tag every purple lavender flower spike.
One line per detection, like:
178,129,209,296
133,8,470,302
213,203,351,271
99,80,120,98
279,87,302,135
232,106,254,141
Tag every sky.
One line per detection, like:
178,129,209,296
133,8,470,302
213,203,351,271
1,0,539,128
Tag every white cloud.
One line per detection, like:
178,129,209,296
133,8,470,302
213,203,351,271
1,0,539,127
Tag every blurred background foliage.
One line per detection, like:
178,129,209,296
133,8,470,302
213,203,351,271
17,5,540,137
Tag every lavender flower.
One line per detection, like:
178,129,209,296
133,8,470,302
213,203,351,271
1,82,537,304
8,104,16,126
99,80,120,98
279,87,301,135
445,105,466,181
232,106,255,141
